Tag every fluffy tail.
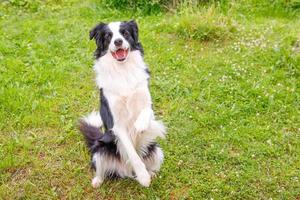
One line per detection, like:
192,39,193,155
79,111,115,153
79,112,103,153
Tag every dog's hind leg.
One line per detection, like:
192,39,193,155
91,153,105,188
80,112,105,188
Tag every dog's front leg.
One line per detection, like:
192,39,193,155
134,107,154,133
132,85,154,133
113,126,151,187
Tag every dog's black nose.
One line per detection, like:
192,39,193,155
114,39,123,47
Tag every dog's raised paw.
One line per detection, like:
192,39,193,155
134,119,149,133
92,177,103,188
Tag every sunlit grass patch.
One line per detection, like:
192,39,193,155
170,7,237,42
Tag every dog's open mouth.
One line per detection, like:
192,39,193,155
111,48,129,62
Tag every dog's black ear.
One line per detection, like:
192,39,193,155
127,20,139,42
89,22,106,40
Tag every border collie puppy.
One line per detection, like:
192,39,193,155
79,20,166,188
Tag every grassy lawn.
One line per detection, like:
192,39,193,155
0,0,300,199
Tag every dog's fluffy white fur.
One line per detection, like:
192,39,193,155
79,20,166,187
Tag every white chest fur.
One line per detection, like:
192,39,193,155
93,50,151,130
94,51,149,96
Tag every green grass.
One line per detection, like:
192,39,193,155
162,6,237,41
0,0,300,199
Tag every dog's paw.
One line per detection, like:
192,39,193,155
134,118,149,133
92,177,103,188
136,171,151,187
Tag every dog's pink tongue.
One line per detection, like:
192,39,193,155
116,49,126,59
112,49,128,61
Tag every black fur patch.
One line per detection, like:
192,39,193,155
78,120,120,159
89,23,112,59
100,88,114,131
79,120,103,153
142,142,158,160
105,171,121,180
120,20,144,56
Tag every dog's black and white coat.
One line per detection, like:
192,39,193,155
79,20,166,188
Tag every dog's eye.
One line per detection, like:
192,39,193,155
104,32,112,39
123,30,129,37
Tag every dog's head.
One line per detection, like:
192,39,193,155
90,20,143,62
